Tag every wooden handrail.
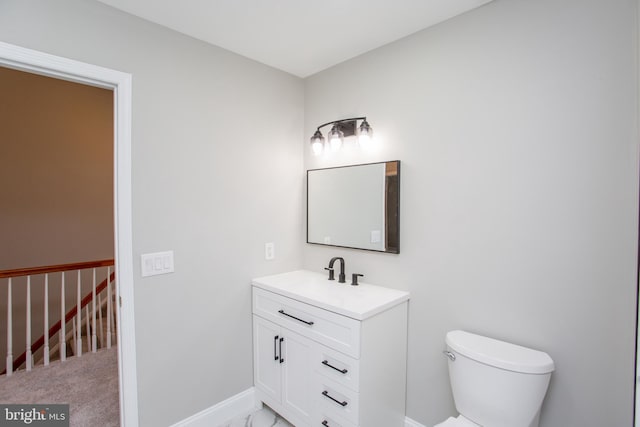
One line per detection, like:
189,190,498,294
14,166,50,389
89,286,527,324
0,259,114,279
1,270,116,375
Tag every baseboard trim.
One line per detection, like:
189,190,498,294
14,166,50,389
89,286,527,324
170,387,260,427
405,416,427,427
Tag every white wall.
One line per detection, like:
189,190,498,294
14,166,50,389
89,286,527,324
304,0,639,426
0,1,304,425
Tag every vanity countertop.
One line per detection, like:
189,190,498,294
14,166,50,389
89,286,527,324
251,270,409,320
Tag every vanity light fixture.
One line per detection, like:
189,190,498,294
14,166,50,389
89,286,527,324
310,117,373,156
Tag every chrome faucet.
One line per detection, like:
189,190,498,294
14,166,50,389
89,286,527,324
326,257,346,283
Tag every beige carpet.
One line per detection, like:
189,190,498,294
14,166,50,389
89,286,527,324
0,347,119,427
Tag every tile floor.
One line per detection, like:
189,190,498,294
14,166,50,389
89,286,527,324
220,405,294,427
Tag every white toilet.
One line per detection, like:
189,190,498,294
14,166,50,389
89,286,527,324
436,330,555,427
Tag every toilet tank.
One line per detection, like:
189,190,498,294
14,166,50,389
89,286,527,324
446,330,554,427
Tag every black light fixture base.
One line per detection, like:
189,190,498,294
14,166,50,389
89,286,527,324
315,117,366,137
333,119,357,137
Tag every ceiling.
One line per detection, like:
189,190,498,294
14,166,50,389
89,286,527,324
96,0,493,78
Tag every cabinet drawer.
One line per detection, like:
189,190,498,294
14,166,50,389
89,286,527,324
314,413,358,427
253,287,361,358
314,374,359,425
313,342,360,393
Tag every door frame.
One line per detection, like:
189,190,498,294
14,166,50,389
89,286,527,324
0,41,139,426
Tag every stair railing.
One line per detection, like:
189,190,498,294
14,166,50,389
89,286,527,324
0,259,116,376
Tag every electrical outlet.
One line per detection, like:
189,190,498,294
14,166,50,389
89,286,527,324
265,242,275,260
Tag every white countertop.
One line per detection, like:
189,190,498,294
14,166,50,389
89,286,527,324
251,270,410,320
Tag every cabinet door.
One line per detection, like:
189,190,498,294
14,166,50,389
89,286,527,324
253,315,281,403
281,328,314,424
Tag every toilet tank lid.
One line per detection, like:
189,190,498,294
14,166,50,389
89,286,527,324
446,330,555,374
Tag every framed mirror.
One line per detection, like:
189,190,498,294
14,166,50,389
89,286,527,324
307,160,400,253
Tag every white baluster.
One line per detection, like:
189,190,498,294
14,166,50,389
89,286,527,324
107,267,112,349
85,305,90,353
92,268,97,353
44,274,50,366
60,272,66,362
26,276,32,371
72,317,77,356
6,278,13,376
98,294,104,349
76,270,82,358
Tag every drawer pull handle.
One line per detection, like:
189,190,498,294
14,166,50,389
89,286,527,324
274,336,279,361
322,390,348,407
279,337,284,364
321,421,329,426
278,309,314,325
322,360,348,374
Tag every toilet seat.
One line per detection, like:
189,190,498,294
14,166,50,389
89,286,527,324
434,415,480,427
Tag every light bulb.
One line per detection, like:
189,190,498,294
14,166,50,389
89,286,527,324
310,130,325,156
358,119,373,150
329,136,342,151
311,140,323,155
328,125,343,152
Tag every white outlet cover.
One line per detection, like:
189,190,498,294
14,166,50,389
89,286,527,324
265,242,275,260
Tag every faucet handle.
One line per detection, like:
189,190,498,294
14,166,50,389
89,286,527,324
351,273,363,286
324,267,335,281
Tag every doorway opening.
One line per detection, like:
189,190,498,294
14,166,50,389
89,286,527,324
0,64,119,423
0,41,138,426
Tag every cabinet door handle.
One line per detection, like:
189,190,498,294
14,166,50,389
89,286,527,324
279,337,284,364
278,309,314,325
274,336,279,361
321,390,348,407
321,421,329,426
322,360,348,374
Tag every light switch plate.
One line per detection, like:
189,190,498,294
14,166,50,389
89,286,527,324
141,250,175,277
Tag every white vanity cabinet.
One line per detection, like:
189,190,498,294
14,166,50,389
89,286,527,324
252,270,409,427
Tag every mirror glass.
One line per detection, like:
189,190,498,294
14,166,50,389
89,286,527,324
307,161,400,253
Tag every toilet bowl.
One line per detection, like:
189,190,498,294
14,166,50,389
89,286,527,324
435,330,554,427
